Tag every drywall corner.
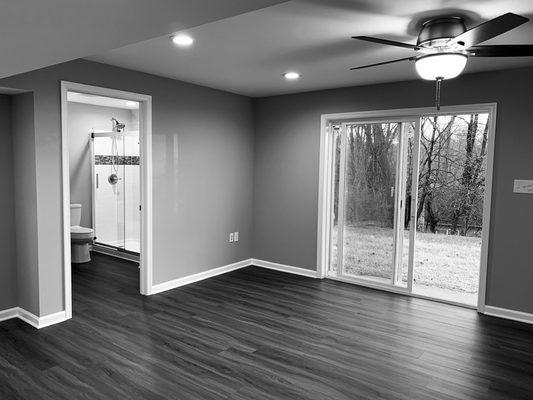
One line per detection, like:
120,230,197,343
0,94,17,310
11,92,40,316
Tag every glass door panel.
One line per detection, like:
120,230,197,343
93,135,125,249
411,113,489,306
93,130,140,255
123,133,140,253
339,121,404,285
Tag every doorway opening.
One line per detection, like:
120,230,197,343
319,105,496,310
61,82,153,319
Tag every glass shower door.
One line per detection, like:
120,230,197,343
122,133,141,253
92,131,140,254
93,134,126,250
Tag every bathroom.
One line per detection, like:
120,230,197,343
67,92,141,265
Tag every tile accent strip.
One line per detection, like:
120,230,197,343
95,155,140,165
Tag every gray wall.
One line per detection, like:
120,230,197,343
253,66,533,314
0,59,254,315
0,95,17,310
68,102,135,228
11,93,40,315
2,57,531,318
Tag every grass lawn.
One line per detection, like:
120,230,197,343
332,225,480,294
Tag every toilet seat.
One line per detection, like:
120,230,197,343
71,225,94,241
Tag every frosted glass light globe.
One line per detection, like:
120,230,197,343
415,53,467,80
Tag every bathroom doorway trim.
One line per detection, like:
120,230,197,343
60,81,153,319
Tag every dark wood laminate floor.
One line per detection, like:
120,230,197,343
1,253,532,399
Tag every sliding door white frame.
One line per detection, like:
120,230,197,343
317,104,497,312
335,123,348,280
407,120,422,293
60,81,154,320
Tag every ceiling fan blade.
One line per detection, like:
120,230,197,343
350,57,415,70
352,36,421,50
468,45,533,57
448,13,529,47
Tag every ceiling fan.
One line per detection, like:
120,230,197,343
351,12,533,109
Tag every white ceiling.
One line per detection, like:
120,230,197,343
88,0,533,97
0,0,289,79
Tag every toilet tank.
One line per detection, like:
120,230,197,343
70,204,82,226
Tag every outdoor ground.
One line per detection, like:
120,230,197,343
331,225,480,303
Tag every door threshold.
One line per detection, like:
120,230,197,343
327,274,477,310
92,244,140,263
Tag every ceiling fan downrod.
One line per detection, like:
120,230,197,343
435,77,443,110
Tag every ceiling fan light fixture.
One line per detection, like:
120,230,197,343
415,53,467,80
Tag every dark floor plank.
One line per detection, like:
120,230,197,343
0,252,532,399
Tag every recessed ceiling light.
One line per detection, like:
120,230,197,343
283,71,301,80
125,100,138,107
171,33,194,47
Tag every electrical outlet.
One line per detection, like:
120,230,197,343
229,232,234,243
234,232,239,242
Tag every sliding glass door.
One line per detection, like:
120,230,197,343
333,119,418,288
410,113,490,305
327,110,491,307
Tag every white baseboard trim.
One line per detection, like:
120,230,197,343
151,259,253,295
150,258,320,295
35,310,69,329
0,307,68,329
0,307,19,322
16,308,40,328
251,259,319,278
484,305,533,325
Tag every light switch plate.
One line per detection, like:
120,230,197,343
513,179,533,194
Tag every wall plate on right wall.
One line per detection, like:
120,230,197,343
513,180,533,194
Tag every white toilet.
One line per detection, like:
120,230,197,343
70,204,95,263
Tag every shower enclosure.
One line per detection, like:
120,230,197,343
91,127,140,255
